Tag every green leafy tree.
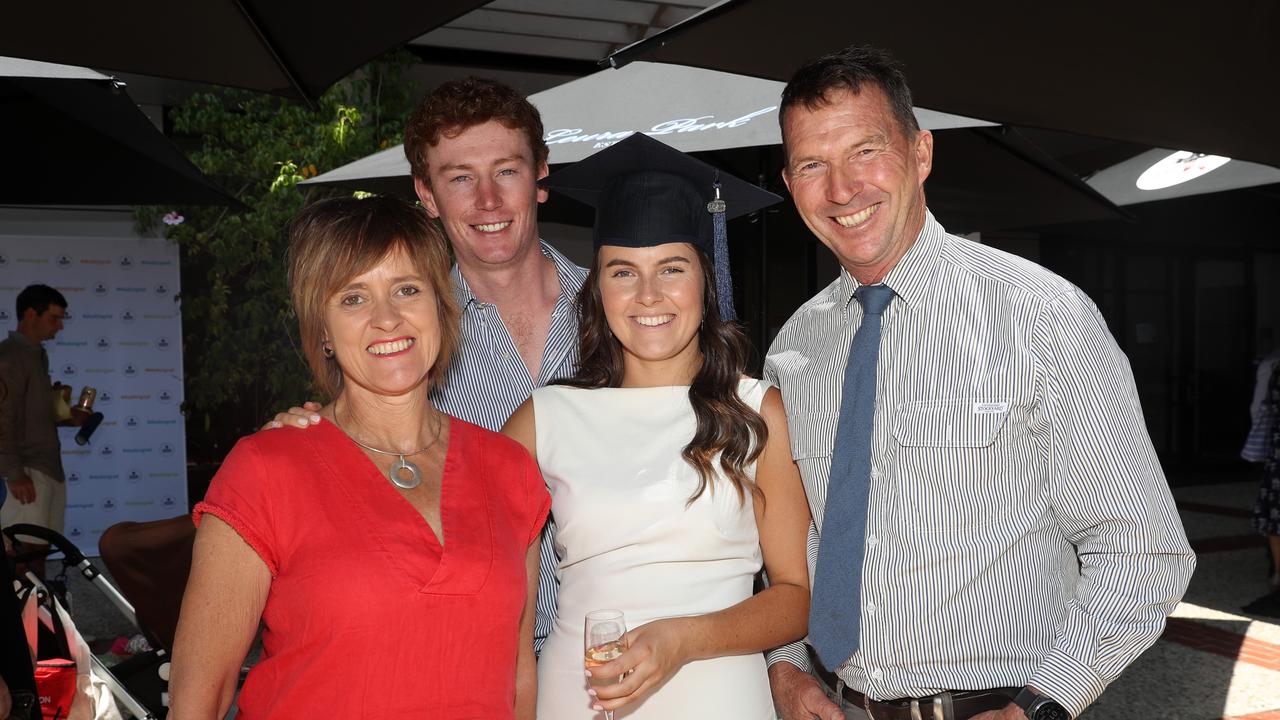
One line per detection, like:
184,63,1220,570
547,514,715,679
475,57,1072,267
140,53,417,462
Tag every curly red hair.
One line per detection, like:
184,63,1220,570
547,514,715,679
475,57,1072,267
403,77,548,185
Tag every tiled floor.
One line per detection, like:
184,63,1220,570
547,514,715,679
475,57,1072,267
1080,478,1280,720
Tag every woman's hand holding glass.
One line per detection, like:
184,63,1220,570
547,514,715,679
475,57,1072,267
586,616,694,715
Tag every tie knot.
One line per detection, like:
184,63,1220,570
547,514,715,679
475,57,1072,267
855,284,894,316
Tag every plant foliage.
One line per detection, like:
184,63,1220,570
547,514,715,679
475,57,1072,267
139,52,417,461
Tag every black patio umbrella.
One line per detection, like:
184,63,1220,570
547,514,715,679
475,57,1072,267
606,0,1280,168
302,62,1125,230
1,57,241,206
1,0,489,105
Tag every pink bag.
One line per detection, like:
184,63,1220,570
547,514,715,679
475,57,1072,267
19,580,122,720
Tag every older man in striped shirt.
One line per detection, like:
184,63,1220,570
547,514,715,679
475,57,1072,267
763,46,1195,720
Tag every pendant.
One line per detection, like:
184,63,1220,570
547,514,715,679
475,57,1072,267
389,456,422,489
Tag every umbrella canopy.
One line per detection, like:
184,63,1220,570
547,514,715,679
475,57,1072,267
606,0,1280,167
1,56,240,206
928,126,1130,232
302,62,1122,231
303,62,993,193
534,61,993,164
1087,149,1280,206
1,0,488,104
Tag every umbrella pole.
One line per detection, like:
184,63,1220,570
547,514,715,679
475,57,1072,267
757,152,771,366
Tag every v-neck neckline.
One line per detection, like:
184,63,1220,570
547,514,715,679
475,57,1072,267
308,418,495,596
333,415,453,546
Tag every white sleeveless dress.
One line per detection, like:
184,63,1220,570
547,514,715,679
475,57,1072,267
534,379,776,720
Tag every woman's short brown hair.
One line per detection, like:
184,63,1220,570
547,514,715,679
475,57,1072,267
287,195,459,398
403,77,549,183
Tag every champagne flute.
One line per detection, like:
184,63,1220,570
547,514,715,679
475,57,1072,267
583,609,626,720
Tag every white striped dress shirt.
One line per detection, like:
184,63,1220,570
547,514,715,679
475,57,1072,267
430,240,587,653
763,213,1195,717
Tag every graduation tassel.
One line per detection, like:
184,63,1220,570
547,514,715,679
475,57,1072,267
707,177,736,322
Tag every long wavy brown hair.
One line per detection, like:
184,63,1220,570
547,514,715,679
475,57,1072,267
559,245,768,506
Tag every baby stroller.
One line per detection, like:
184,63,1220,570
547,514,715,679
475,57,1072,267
5,519,193,720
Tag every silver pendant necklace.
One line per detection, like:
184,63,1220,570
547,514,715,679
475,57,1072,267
332,400,443,490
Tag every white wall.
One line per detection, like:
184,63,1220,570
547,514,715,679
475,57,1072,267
0,206,188,555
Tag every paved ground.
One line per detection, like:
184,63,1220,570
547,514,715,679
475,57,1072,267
50,478,1280,719
1079,479,1280,720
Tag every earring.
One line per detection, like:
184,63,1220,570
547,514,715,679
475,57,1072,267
322,342,334,358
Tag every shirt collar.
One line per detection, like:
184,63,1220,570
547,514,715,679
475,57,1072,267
834,210,945,310
451,240,588,311
7,330,42,352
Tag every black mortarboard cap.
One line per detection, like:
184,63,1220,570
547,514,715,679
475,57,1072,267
540,133,781,321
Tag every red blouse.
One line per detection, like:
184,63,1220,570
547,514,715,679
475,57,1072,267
193,417,549,719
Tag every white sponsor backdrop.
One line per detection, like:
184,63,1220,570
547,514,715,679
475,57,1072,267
0,229,188,555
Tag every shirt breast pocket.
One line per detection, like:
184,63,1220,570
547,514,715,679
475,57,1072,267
891,399,1022,531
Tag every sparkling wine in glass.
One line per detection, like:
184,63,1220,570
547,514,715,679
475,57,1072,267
583,609,626,720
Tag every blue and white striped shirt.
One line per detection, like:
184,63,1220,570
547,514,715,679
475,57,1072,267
763,213,1195,717
430,240,587,653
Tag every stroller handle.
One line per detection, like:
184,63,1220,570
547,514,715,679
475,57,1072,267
3,523,88,565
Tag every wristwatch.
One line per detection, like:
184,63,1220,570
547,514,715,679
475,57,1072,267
1014,687,1070,720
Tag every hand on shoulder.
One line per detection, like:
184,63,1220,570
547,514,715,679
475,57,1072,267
261,401,323,431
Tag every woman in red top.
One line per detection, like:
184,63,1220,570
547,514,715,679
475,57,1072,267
168,196,549,719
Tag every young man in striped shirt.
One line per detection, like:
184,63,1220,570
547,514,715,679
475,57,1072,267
764,46,1194,720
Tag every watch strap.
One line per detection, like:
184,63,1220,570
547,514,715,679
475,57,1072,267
1014,687,1070,720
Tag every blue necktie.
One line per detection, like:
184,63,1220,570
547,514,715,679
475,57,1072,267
809,283,895,670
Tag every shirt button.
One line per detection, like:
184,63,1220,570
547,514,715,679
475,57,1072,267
867,535,879,547
870,470,881,481
870,669,882,681
866,601,877,614
502,352,512,360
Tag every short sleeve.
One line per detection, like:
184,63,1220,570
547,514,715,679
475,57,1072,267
193,436,282,576
522,450,551,546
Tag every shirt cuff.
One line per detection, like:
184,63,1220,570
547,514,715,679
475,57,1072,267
1029,650,1106,718
766,640,813,673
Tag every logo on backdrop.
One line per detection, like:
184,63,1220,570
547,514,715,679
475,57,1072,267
67,471,81,484
99,444,114,457
127,469,141,483
57,254,72,268
0,310,8,322
61,310,72,323
124,415,140,430
119,255,134,269
123,363,138,377
156,336,171,351
60,363,77,378
95,336,111,352
101,497,117,511
92,281,108,296
121,309,136,324
97,390,112,404
158,390,174,404
160,443,175,456
162,495,177,508
68,527,83,539
0,254,7,266
154,282,169,296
